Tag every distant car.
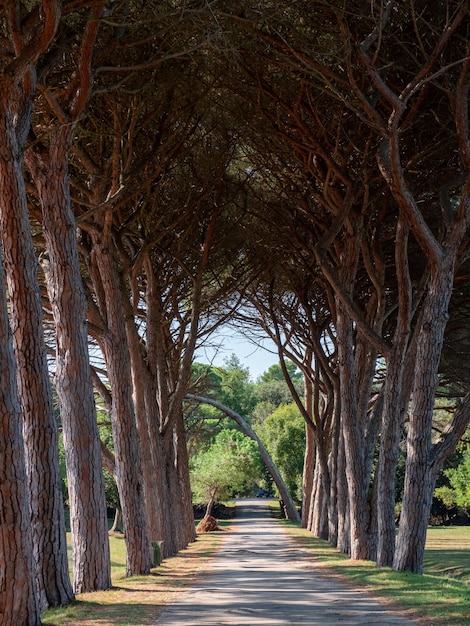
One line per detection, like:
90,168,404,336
256,489,269,497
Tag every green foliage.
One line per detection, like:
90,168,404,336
216,355,257,418
257,362,302,384
190,429,263,507
190,362,223,398
442,445,470,508
188,359,307,505
252,362,303,427
258,403,305,500
250,399,277,427
434,486,457,508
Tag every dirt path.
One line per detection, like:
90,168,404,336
154,499,419,625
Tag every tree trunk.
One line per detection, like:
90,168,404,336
302,424,315,529
375,358,407,567
336,423,350,554
89,233,152,576
175,414,197,545
0,91,73,611
186,394,300,522
336,303,371,560
160,418,196,554
124,299,166,547
26,130,111,593
394,262,455,573
374,217,413,567
205,491,217,518
110,508,123,533
309,455,324,537
301,376,315,528
327,397,341,547
0,256,40,625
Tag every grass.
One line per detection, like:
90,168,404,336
42,524,229,626
42,509,470,626
272,506,470,626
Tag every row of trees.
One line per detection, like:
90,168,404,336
188,358,469,526
2,2,470,624
213,1,470,574
1,2,243,623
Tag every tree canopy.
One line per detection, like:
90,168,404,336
2,3,470,623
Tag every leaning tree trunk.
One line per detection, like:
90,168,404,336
26,129,111,593
0,91,73,610
0,253,40,626
186,394,300,522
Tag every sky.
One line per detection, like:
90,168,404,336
195,329,280,381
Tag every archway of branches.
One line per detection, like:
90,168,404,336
2,3,470,623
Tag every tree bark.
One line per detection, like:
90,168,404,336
374,207,415,568
0,78,74,610
110,508,123,533
394,259,459,572
302,422,315,529
26,129,111,593
125,309,166,547
88,232,152,575
0,256,40,625
336,301,372,560
301,374,315,528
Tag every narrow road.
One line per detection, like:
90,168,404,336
154,499,419,625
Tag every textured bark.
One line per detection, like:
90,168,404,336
126,316,166,546
0,256,40,625
26,130,111,593
89,234,152,575
0,88,73,611
394,261,457,573
175,414,197,546
310,455,328,539
375,357,408,567
301,376,315,528
336,428,350,555
336,302,371,560
144,263,200,556
302,422,315,529
327,397,341,547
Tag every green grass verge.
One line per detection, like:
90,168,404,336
271,505,470,626
42,508,470,626
42,523,230,626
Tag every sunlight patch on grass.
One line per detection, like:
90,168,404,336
272,506,470,626
42,529,227,626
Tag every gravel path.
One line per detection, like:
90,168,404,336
154,498,419,625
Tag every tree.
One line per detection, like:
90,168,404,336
258,403,305,500
186,393,300,522
212,0,470,573
217,355,257,418
0,1,74,611
440,445,470,509
190,430,262,517
25,3,113,593
0,259,40,624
